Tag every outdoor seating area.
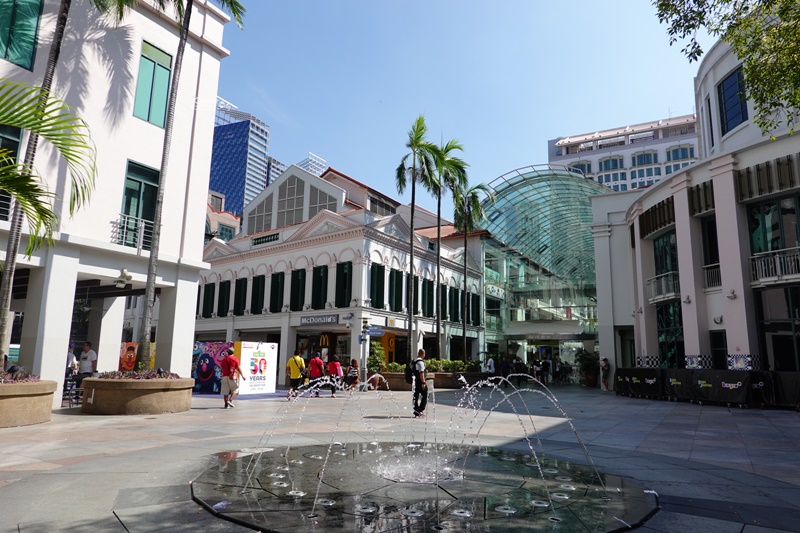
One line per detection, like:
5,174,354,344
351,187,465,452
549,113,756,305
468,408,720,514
61,378,83,409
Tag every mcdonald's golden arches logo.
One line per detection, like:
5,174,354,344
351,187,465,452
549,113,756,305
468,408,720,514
319,334,330,347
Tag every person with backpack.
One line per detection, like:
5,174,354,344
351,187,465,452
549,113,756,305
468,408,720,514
308,352,325,397
410,348,427,418
326,354,343,398
286,349,305,401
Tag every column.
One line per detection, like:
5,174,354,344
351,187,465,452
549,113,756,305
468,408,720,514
279,319,296,386
711,155,758,355
212,280,220,317
631,204,659,363
263,272,272,313
282,269,292,311
671,172,710,356
88,296,126,372
352,257,368,307
304,266,313,309
19,250,79,408
326,261,336,307
591,221,617,366
383,264,390,311
156,270,201,377
244,275,253,314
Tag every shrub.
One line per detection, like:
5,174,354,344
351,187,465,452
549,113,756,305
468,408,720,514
367,341,385,372
386,362,404,373
465,360,482,372
0,368,40,383
97,370,181,380
425,359,443,372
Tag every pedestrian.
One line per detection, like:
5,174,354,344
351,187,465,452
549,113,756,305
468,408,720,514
326,354,342,397
541,358,551,387
220,347,245,408
308,352,325,397
286,349,305,401
344,358,360,391
600,357,610,392
485,354,495,379
514,358,526,387
75,341,97,388
65,344,78,378
500,356,511,388
412,348,427,418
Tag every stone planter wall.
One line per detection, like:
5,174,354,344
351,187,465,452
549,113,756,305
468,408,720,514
0,380,57,428
380,372,440,392
81,378,195,415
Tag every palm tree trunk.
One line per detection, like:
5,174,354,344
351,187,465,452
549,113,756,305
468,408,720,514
462,209,468,362
0,0,72,359
138,0,194,368
436,190,442,360
407,161,415,364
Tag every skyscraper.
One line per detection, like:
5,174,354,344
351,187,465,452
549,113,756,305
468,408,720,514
296,151,327,176
210,98,270,216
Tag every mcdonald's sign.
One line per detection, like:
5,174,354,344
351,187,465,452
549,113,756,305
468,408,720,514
319,334,330,347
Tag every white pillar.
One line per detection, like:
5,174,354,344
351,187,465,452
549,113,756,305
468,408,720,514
304,266,313,308
155,272,200,376
91,296,125,373
326,261,336,307
279,318,296,386
352,257,367,306
212,280,220,317
19,250,79,408
244,275,252,314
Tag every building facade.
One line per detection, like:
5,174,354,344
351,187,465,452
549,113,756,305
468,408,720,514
549,114,699,192
593,38,800,374
196,166,484,384
1,0,234,404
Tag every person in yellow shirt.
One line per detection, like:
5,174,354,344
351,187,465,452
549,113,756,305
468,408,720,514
286,349,305,401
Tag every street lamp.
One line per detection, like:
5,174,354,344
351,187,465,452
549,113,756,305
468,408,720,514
361,318,370,385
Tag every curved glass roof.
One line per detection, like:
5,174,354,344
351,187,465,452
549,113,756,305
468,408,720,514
482,165,610,285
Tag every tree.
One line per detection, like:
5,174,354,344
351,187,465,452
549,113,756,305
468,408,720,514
453,182,494,361
0,0,127,359
430,140,467,361
137,0,245,369
395,116,437,363
655,0,800,134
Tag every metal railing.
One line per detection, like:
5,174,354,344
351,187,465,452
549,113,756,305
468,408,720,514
750,247,800,282
703,263,721,288
646,271,681,301
114,214,154,253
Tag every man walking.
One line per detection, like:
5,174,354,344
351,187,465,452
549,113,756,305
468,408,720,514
286,349,305,401
75,341,97,388
412,348,427,418
308,351,325,397
220,348,245,408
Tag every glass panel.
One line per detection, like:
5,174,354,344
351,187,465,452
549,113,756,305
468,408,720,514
4,0,42,70
133,57,155,122
781,198,799,249
149,63,170,128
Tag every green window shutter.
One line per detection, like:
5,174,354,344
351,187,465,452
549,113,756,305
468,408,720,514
233,278,247,316
1,0,43,70
312,266,327,310
196,285,201,316
472,294,481,326
269,272,284,313
376,265,385,309
370,263,385,309
217,280,230,317
388,270,396,311
251,275,265,314
335,262,352,308
290,269,305,311
202,283,215,318
440,284,447,321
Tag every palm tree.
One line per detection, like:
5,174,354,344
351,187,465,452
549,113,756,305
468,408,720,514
430,140,467,360
453,182,495,361
0,0,130,359
137,0,245,369
395,116,436,362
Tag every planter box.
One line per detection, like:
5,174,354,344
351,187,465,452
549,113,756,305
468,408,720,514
380,372,438,392
81,378,195,415
0,380,57,428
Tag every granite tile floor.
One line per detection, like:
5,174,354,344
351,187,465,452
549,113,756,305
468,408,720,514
1,385,798,532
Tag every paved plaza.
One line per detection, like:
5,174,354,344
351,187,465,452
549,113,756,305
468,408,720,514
1,385,799,532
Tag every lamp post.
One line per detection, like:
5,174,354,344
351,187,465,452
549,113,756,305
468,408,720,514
361,318,369,384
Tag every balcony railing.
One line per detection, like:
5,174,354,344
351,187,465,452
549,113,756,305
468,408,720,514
750,247,800,283
703,263,721,289
646,271,681,302
114,214,154,254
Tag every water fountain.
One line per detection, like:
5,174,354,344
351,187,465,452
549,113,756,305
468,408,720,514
191,375,657,531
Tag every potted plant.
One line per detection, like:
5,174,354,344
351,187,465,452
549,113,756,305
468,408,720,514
0,368,58,428
575,350,600,388
81,369,195,415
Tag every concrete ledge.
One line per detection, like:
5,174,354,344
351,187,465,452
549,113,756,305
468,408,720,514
0,380,58,428
81,378,195,415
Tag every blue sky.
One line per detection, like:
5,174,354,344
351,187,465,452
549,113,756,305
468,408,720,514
216,0,710,219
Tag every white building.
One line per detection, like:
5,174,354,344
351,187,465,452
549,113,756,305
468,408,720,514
196,166,485,383
0,0,234,404
549,114,699,192
593,38,800,374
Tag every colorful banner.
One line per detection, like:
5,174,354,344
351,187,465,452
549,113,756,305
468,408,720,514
118,342,157,371
238,342,278,395
192,341,233,394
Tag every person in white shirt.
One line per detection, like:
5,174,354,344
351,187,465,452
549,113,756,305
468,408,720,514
66,345,78,378
485,355,496,377
75,341,97,387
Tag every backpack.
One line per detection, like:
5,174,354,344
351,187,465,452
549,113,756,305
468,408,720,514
405,358,420,384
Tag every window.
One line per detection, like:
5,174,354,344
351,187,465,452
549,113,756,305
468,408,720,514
133,42,172,127
217,280,231,317
653,232,678,275
621,184,627,191
269,272,284,313
718,67,748,136
217,224,235,241
421,279,434,317
290,269,306,311
233,278,247,316
120,161,158,249
250,275,265,314
370,263,385,309
632,151,657,167
706,96,715,149
308,185,337,218
406,275,420,315
0,125,23,220
335,262,353,308
209,193,223,211
202,283,215,318
599,157,623,172
369,196,397,216
667,146,694,162
388,269,403,312
0,0,43,70
311,266,328,310
449,287,460,322
248,194,272,234
471,294,481,326
569,161,591,175
277,175,304,227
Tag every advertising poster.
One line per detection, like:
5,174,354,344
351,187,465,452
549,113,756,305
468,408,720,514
237,341,278,395
118,342,157,371
192,341,233,393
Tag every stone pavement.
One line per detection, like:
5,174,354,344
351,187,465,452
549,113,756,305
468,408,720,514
1,384,799,532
